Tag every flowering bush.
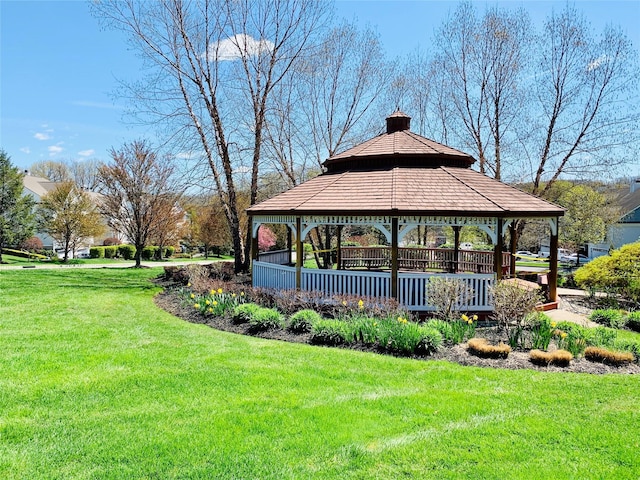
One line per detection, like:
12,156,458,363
187,286,246,317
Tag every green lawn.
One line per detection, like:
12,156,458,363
0,253,232,266
0,269,638,479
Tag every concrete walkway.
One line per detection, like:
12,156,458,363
546,287,599,327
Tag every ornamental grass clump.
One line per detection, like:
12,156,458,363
529,349,573,367
584,347,634,366
467,338,511,359
288,309,322,333
248,307,284,332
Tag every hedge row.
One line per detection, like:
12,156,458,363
89,245,175,260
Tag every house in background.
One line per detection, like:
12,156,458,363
587,179,640,258
22,173,59,250
21,173,112,256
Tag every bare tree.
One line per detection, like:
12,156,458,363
430,2,531,179
264,22,392,268
530,5,639,196
98,141,181,267
36,181,105,262
30,158,103,190
92,0,330,272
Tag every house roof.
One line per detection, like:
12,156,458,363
22,175,58,197
248,111,564,219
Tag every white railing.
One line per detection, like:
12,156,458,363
252,261,296,290
302,268,391,298
398,272,494,312
252,262,494,311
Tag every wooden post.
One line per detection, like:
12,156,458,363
250,218,259,262
287,226,293,265
549,217,559,302
336,225,343,270
453,226,460,273
295,217,302,290
494,219,504,281
391,218,399,299
509,222,517,277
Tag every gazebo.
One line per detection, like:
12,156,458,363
247,111,564,312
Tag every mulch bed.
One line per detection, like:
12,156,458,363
154,286,639,375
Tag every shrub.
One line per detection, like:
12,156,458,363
141,245,159,260
529,349,573,367
426,277,475,320
574,242,640,302
467,338,511,359
311,320,353,346
90,246,105,258
490,281,543,349
164,246,175,258
104,246,117,258
248,307,284,331
20,236,43,252
584,347,634,366
232,303,261,324
416,326,443,355
103,237,120,246
288,309,322,333
589,309,626,329
118,244,136,260
625,311,640,332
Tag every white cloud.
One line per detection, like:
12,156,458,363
78,149,95,157
34,132,51,140
20,147,31,154
587,54,609,72
206,33,274,62
48,145,63,155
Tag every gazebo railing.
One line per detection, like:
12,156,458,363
302,268,391,298
252,261,494,311
258,249,291,265
340,246,510,274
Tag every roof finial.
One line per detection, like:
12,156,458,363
386,110,411,133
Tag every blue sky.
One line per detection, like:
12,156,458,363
1,0,639,173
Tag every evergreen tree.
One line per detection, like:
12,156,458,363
0,151,35,263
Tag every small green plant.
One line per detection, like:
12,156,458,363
589,309,626,329
249,307,284,331
529,313,555,350
311,320,353,346
232,303,261,324
350,316,379,346
288,309,322,333
625,311,640,332
555,324,587,357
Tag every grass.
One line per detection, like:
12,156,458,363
1,269,639,479
0,253,233,266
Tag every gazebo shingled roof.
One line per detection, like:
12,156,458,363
248,111,564,218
